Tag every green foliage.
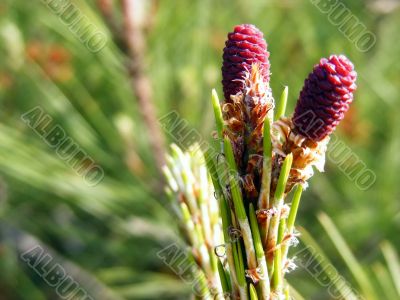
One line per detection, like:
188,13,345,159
0,0,399,299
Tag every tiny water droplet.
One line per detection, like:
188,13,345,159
214,244,226,257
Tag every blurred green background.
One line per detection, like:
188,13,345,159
0,0,399,299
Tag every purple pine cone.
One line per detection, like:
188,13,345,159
222,24,270,101
293,55,357,141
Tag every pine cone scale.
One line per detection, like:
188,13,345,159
222,24,270,101
293,54,357,141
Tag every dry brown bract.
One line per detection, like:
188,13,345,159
222,64,274,200
271,117,329,195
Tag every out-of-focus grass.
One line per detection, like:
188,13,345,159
0,0,399,299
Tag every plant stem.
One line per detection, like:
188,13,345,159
249,204,270,299
258,118,272,247
281,185,303,265
285,185,303,233
234,242,249,300
249,284,258,300
273,218,286,292
217,259,230,295
122,0,166,171
204,151,239,295
224,138,257,271
266,154,293,274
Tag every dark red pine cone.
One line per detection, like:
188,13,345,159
293,55,357,141
222,24,270,101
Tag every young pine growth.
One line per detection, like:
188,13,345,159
293,55,357,141
164,24,357,300
221,24,274,201
272,54,357,193
222,24,270,101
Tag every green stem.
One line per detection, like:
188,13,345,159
217,259,230,295
249,284,258,300
281,185,303,265
258,119,272,248
204,151,239,294
233,241,248,300
224,138,257,270
273,218,286,292
249,204,270,299
266,154,293,274
286,185,303,232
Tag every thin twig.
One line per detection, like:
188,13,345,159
121,0,166,171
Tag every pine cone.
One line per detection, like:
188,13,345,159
221,24,273,201
293,55,357,141
222,24,270,101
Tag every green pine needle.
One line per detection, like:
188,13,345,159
211,89,224,140
249,284,258,300
273,153,293,204
275,86,288,120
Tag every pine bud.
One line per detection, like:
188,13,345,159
222,24,270,101
293,55,357,141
